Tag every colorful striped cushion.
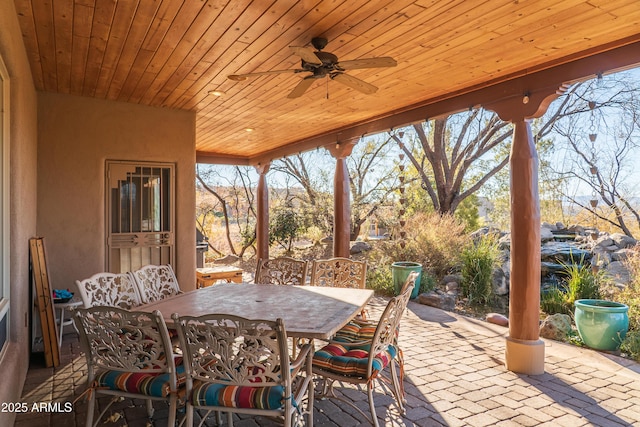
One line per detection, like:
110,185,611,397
333,319,376,343
93,357,185,398
313,342,396,378
190,381,285,410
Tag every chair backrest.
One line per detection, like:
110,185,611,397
370,272,416,363
75,272,141,309
73,307,176,380
309,257,367,289
129,264,181,303
173,313,291,389
255,257,308,286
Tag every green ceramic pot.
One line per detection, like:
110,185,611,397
574,299,629,351
391,261,422,299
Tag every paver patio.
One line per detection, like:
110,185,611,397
16,297,640,426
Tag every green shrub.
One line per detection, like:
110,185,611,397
366,212,468,281
541,257,605,316
460,235,500,305
620,330,640,362
541,286,572,316
619,247,640,333
562,259,602,306
366,265,395,296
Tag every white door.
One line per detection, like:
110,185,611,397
106,161,175,273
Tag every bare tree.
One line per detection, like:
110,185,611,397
550,73,640,237
389,74,640,218
196,165,257,257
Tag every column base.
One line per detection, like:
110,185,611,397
505,336,545,375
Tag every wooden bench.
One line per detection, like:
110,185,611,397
196,266,243,288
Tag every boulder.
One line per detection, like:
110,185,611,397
492,267,509,296
595,236,615,248
441,274,462,286
540,241,591,263
349,241,371,254
604,261,630,285
539,314,572,342
540,225,555,242
610,233,637,249
611,248,635,262
486,313,508,327
418,290,456,311
445,281,459,293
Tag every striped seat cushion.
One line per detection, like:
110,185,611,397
313,342,396,378
190,381,285,410
332,319,376,343
93,357,185,398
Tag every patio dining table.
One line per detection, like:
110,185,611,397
138,283,374,340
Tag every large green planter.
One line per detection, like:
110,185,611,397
391,262,422,299
574,299,629,351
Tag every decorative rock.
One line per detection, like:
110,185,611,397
539,314,572,342
555,221,566,230
604,261,630,285
349,241,371,254
610,233,637,249
441,274,462,286
612,248,635,262
492,268,509,296
486,313,508,327
445,282,458,293
540,225,555,242
595,236,614,248
418,290,456,311
540,241,590,262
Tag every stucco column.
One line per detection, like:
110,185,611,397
327,141,357,258
255,163,270,261
505,120,544,374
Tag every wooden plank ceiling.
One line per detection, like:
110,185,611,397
14,0,640,164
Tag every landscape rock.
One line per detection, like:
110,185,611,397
486,313,508,327
539,314,572,342
540,225,555,242
445,282,459,293
611,248,635,262
610,233,637,249
418,290,456,311
492,267,509,296
604,261,630,285
441,274,462,286
349,241,371,254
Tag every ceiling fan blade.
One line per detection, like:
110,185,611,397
331,73,378,95
337,57,397,70
287,78,315,99
228,69,300,81
289,46,322,65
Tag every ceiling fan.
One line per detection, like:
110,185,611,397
227,37,397,99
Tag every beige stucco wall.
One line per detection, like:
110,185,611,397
37,93,197,295
0,0,39,425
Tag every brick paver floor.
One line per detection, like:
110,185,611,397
16,297,640,426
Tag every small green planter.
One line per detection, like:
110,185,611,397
574,299,629,351
391,261,422,299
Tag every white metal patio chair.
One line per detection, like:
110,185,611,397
172,313,314,427
311,271,418,427
255,257,308,286
129,264,182,304
75,272,142,309
73,306,184,427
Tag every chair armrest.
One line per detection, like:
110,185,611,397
289,343,312,375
